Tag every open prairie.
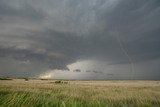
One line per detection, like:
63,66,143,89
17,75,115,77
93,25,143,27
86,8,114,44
0,79,160,107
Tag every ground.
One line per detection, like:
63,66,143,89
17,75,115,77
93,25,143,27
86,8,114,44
0,79,160,107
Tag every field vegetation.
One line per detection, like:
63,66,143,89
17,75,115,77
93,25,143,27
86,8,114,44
0,79,160,107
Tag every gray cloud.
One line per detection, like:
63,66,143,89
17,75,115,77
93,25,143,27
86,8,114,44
0,0,160,79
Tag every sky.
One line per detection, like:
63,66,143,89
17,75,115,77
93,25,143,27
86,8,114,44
0,0,160,80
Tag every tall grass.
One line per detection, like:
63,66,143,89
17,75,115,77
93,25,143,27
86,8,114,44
0,80,160,107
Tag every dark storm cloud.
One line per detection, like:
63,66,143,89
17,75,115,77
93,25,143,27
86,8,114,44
0,0,160,79
0,0,46,22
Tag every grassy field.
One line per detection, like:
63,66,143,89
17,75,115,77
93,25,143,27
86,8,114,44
0,79,160,107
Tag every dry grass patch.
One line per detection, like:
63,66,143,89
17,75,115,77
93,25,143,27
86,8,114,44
0,79,160,107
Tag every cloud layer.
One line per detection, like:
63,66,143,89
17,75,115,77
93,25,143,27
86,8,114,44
0,0,160,79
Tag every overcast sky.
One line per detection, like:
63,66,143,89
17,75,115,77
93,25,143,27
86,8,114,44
0,0,160,80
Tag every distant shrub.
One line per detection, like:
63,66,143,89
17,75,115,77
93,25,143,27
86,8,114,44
40,79,48,80
55,80,62,83
0,77,12,80
54,81,69,84
24,78,29,81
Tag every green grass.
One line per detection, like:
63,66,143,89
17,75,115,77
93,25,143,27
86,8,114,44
0,80,160,107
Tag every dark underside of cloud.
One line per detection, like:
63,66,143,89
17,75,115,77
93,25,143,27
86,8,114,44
0,0,160,79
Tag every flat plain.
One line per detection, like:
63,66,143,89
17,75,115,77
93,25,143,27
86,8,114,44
0,79,160,107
